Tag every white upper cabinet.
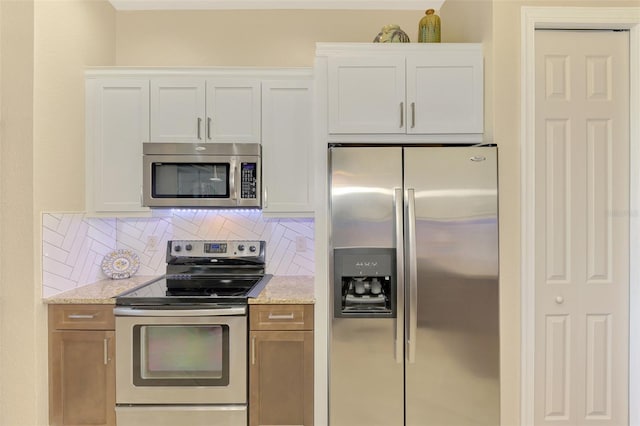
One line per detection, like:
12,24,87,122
406,53,483,134
207,81,261,142
328,56,406,133
86,78,150,213
261,79,314,216
150,78,260,143
150,78,205,142
322,43,483,138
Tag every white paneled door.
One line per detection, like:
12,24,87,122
534,30,629,425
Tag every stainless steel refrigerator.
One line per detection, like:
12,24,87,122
329,145,499,426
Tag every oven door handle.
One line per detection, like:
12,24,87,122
113,306,247,317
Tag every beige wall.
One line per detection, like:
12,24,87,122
1,0,37,424
1,1,115,425
34,0,116,211
115,10,445,66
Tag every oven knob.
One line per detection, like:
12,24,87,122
249,245,257,253
237,244,245,251
174,245,182,252
185,244,193,251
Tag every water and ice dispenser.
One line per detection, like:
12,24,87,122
333,248,396,318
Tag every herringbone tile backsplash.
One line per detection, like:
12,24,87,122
42,210,314,297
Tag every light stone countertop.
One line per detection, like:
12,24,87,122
249,275,314,304
44,275,160,304
44,275,314,305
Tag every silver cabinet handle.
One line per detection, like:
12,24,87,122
263,186,268,209
197,117,202,140
207,117,212,140
67,314,95,319
407,188,418,364
400,102,404,128
103,338,108,365
251,336,256,365
394,188,405,364
411,102,416,129
267,313,294,320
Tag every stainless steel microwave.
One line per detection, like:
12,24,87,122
142,143,261,208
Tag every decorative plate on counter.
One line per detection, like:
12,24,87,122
101,249,140,280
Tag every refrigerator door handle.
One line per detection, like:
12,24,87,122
394,187,404,364
406,188,418,364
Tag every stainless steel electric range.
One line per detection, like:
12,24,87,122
114,239,271,426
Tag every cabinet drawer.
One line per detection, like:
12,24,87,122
250,304,313,331
49,305,115,330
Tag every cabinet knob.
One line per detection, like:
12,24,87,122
555,296,564,304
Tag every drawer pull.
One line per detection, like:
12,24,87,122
268,313,295,320
67,314,96,319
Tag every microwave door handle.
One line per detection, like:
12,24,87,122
230,161,237,201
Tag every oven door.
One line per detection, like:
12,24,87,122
142,154,261,208
114,306,247,405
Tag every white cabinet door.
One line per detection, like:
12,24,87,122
206,80,261,143
261,80,314,215
407,52,483,134
150,78,206,142
150,78,260,143
86,78,150,213
327,56,406,134
326,48,483,135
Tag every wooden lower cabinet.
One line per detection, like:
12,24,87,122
249,304,314,426
48,305,115,426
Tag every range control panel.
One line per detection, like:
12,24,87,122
168,240,264,258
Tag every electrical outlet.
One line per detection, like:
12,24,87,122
147,235,159,251
295,236,307,252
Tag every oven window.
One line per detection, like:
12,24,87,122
133,325,230,386
151,163,230,198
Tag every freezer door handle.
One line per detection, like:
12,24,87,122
394,187,404,364
406,188,418,364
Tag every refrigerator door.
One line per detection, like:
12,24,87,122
329,146,404,426
404,146,500,426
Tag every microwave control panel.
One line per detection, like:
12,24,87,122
240,162,258,199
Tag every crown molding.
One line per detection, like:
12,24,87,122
109,0,445,11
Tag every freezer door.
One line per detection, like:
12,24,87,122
330,146,402,249
404,146,499,426
329,146,404,426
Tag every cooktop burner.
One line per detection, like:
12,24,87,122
115,239,270,307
